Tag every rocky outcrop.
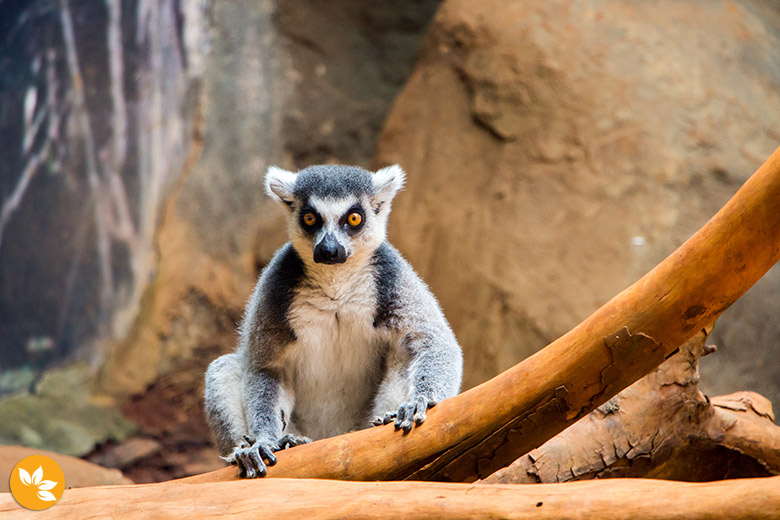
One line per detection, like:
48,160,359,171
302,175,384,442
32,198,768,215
375,0,780,395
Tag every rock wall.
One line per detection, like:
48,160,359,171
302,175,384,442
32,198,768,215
99,0,441,396
0,0,439,474
374,0,780,399
0,0,205,375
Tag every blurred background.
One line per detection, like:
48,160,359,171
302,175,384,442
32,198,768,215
0,0,778,484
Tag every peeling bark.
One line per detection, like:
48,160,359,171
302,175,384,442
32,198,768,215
483,327,780,484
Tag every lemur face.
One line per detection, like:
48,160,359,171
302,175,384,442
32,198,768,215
265,165,405,266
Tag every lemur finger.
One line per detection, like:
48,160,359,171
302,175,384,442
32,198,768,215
382,411,397,425
292,435,311,447
393,406,407,430
259,445,278,466
236,451,253,478
278,434,294,448
278,434,309,449
277,434,292,448
413,396,429,425
395,402,416,432
248,450,267,478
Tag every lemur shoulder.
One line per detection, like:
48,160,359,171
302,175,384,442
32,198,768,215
204,164,463,478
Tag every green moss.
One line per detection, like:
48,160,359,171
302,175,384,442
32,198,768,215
0,363,136,457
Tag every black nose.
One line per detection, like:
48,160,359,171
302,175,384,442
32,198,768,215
313,233,348,264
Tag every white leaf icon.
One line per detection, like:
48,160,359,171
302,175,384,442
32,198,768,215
38,480,57,491
37,490,57,502
18,468,32,486
32,466,43,486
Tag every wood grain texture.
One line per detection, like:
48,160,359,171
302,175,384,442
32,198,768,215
2,476,780,519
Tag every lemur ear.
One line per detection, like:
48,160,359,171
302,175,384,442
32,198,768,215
265,166,297,207
372,164,405,211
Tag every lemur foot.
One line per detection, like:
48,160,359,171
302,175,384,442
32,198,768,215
373,396,437,433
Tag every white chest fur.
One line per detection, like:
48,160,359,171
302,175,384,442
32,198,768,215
283,264,386,440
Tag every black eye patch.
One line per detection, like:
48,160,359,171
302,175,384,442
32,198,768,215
340,205,365,234
299,206,322,234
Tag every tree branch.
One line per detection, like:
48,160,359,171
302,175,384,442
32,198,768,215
482,327,780,484
2,476,779,519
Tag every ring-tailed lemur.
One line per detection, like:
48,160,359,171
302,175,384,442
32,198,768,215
204,164,463,478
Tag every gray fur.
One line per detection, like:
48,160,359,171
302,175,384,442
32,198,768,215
204,164,463,478
293,165,374,201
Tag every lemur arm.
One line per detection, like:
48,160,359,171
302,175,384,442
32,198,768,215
371,243,464,431
225,367,305,478
392,328,463,432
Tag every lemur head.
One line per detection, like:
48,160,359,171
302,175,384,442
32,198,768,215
265,164,405,266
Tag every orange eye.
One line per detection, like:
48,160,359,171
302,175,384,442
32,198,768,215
347,212,363,227
302,212,317,226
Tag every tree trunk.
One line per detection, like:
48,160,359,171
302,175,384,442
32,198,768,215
183,145,780,483
482,327,780,484
3,476,780,519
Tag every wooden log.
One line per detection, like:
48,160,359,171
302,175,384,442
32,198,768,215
3,476,780,519
482,328,780,484
182,145,780,483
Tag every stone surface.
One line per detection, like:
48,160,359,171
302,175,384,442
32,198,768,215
0,445,132,491
374,0,780,397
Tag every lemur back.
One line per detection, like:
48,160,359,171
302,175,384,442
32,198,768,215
205,164,463,478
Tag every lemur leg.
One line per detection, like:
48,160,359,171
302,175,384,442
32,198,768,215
204,352,249,455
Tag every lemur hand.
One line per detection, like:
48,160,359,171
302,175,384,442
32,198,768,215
222,434,312,478
221,435,278,478
372,395,436,433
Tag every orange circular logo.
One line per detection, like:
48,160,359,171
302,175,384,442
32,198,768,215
9,455,65,510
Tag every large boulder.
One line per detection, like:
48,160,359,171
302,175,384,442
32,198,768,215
375,0,780,397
